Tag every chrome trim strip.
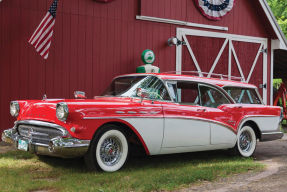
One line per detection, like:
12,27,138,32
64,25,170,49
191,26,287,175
139,111,148,114
128,111,137,114
32,142,49,147
116,111,125,114
262,132,284,135
83,117,120,120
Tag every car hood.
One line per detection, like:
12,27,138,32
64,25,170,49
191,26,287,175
16,97,143,123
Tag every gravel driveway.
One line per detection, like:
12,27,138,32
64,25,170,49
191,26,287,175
177,133,287,192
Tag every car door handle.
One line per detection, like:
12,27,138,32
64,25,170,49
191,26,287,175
234,106,242,109
197,109,206,112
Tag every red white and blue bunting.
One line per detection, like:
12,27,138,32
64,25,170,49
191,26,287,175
194,0,236,21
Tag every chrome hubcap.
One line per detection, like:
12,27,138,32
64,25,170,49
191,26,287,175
239,131,252,152
100,137,122,166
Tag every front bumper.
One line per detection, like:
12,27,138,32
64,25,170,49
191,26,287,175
2,127,90,158
260,124,284,142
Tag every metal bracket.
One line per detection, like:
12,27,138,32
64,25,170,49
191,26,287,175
259,83,267,89
260,48,267,54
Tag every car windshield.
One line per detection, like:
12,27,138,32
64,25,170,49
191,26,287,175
223,87,261,104
101,75,171,101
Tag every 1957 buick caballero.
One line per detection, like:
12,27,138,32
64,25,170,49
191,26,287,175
2,72,284,172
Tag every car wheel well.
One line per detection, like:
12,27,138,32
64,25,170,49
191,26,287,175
95,122,147,155
243,121,261,140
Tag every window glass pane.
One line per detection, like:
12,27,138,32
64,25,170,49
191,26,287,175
223,87,261,104
167,83,178,102
199,85,230,108
102,76,171,101
177,82,199,105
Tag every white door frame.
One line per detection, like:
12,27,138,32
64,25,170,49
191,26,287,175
176,28,268,104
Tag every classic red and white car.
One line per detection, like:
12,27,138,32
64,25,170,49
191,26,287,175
2,72,284,172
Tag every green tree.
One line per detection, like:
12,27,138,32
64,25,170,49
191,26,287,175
267,0,287,39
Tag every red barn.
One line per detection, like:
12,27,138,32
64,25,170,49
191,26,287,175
0,0,287,134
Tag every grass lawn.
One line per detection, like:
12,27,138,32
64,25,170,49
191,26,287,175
0,150,263,192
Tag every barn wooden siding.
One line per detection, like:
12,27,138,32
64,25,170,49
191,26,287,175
0,0,273,133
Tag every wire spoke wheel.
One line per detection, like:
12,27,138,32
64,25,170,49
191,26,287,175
229,125,256,157
100,136,122,166
239,131,252,153
84,125,129,172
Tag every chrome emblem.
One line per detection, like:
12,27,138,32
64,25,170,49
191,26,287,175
28,128,33,137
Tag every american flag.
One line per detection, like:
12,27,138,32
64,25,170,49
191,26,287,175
28,0,58,60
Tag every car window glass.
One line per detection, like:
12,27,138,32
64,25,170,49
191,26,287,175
102,75,171,101
223,87,261,104
175,82,200,106
199,85,230,108
167,83,178,102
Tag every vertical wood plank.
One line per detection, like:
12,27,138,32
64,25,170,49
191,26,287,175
57,0,63,13
114,19,121,77
53,12,63,97
122,0,129,21
62,0,71,14
28,9,38,99
29,0,38,9
10,7,21,102
94,1,101,18
106,19,115,82
70,14,79,98
127,21,135,72
38,0,46,11
120,20,128,75
85,16,93,98
1,6,11,130
158,0,165,19
114,0,121,20
19,8,29,101
78,15,86,91
164,0,171,19
92,17,101,95
62,13,71,98
133,21,141,70
152,0,159,18
100,2,108,19
21,0,30,9
86,0,94,17
0,5,2,133
37,10,48,99
12,0,21,7
79,0,86,16
71,0,79,15
100,18,108,93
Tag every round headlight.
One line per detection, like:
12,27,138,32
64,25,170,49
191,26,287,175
10,101,20,117
56,102,69,121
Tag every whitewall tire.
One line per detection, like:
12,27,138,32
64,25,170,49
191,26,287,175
84,125,129,172
229,125,257,157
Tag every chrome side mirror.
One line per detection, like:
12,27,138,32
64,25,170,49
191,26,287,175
74,91,87,99
136,88,150,103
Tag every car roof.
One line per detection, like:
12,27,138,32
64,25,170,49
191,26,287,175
118,73,257,89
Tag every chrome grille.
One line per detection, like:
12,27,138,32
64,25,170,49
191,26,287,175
18,125,64,144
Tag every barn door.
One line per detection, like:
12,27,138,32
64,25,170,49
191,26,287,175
176,28,268,103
